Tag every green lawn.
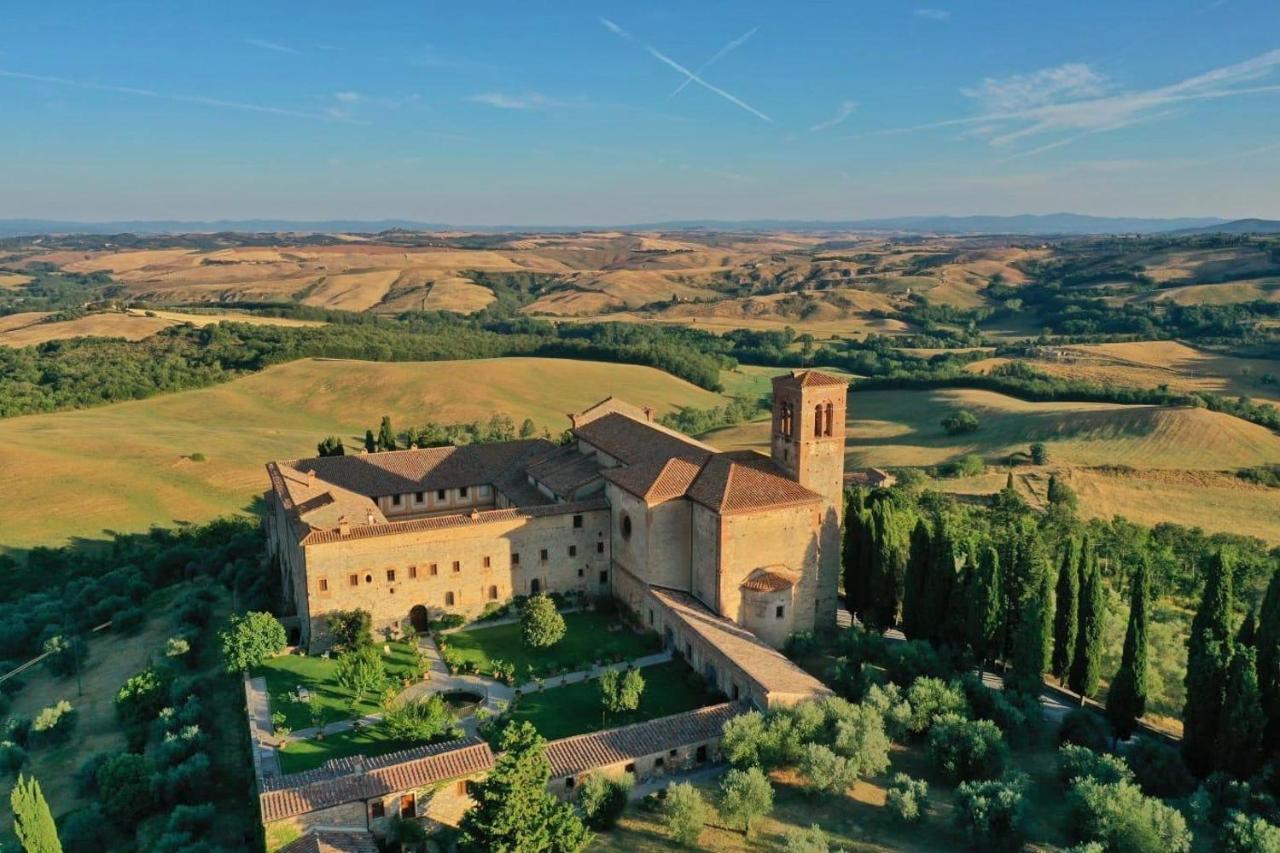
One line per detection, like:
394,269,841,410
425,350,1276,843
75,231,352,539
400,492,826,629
277,723,427,774
443,611,662,680
255,641,424,730
508,659,715,741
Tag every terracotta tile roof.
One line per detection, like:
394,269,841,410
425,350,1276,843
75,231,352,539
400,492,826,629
740,567,798,593
650,586,832,700
686,451,823,515
525,445,605,497
573,412,713,467
544,703,745,778
299,497,608,545
260,737,494,823
279,830,379,853
601,455,706,505
772,369,849,389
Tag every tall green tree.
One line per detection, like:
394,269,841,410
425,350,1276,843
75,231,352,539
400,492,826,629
1106,556,1149,743
1183,550,1235,777
1254,567,1280,749
1007,538,1053,696
10,774,61,853
459,722,591,852
1069,544,1105,700
967,545,1003,670
842,491,872,621
1215,645,1266,780
901,518,932,639
922,523,959,645
866,501,910,631
1051,538,1080,683
377,415,397,452
363,429,377,453
316,435,345,457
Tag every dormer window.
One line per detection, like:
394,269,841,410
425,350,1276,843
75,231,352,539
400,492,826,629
391,494,403,507
437,489,446,500
459,486,469,498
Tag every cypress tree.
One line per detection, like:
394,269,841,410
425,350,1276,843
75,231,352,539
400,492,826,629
1254,567,1280,750
901,518,932,639
1106,555,1149,743
363,429,377,453
1007,538,1054,696
922,524,959,645
1216,645,1266,780
10,774,61,853
968,545,1003,671
1069,544,1105,700
1237,608,1258,648
866,502,909,631
842,491,864,617
942,548,972,648
377,415,397,452
1051,538,1080,683
1184,550,1235,777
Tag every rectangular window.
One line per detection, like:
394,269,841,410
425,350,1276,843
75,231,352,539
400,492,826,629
370,801,385,819
511,552,520,566
568,545,577,557
776,605,785,619
399,793,415,818
414,491,424,502
386,569,396,583
459,486,469,498
452,560,461,573
409,565,418,579
430,563,438,576
437,489,447,500
599,570,609,584
319,578,329,592
391,494,402,506
573,514,583,529
483,556,491,568
540,549,548,562
596,542,604,554
348,574,358,587
577,569,584,578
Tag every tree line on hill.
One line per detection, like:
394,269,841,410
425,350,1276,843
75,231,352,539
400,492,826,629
842,475,1280,784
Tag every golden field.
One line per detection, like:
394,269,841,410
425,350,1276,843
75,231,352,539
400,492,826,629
0,308,322,347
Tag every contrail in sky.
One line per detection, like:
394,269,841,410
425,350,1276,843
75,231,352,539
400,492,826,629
670,26,759,98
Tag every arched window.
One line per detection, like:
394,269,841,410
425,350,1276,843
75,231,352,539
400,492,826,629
621,513,632,540
531,578,541,595
824,402,834,436
814,404,823,437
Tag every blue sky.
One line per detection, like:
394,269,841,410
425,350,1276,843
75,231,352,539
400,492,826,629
1,0,1278,223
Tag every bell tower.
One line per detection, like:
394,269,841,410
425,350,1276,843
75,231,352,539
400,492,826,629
770,370,848,521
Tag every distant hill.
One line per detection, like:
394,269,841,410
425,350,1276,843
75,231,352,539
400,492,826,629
0,213,1232,238
1164,218,1280,236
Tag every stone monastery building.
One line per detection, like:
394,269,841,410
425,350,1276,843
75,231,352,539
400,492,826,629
265,370,847,708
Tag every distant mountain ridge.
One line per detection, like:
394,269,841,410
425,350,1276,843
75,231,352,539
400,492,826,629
1165,218,1280,236
0,213,1246,238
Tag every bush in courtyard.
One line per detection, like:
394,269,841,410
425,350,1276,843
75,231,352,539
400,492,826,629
1057,708,1109,751
928,713,1008,782
578,773,632,830
382,694,461,742
907,677,968,734
1057,744,1134,786
1124,738,1195,798
521,595,566,649
1068,777,1191,853
718,766,774,838
326,609,373,649
334,645,388,705
953,775,1028,850
663,781,708,847
886,773,929,824
31,700,76,745
1221,810,1280,853
219,611,286,673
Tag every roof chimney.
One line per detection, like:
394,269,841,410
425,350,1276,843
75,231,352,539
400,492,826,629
366,510,376,526
337,516,350,536
306,470,317,488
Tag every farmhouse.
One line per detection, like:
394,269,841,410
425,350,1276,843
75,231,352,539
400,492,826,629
265,370,846,705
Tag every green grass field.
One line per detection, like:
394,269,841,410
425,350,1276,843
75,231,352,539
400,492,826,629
276,723,425,775
255,641,423,730
443,611,662,679
508,659,713,742
0,357,729,551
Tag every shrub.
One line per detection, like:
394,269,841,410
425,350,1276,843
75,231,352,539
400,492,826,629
42,633,87,677
97,752,155,827
115,667,170,726
718,766,774,838
430,613,466,631
1190,773,1261,826
0,741,26,774
382,695,461,742
783,824,832,852
58,804,116,853
31,700,76,744
953,775,1027,850
785,632,822,659
1057,708,1109,751
960,673,1041,748
799,743,859,796
521,595,566,649
885,640,948,686
3,715,30,748
1068,778,1191,853
928,713,1008,782
863,682,913,741
664,781,707,847
326,609,373,649
219,611,286,673
1221,810,1280,853
825,699,891,777
886,773,928,824
907,677,968,734
942,410,980,435
1057,744,1133,786
75,752,112,797
111,606,146,635
721,710,769,768
1125,738,1195,798
578,773,632,830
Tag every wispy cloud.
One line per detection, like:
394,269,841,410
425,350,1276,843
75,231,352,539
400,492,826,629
670,26,758,97
244,38,300,56
334,91,362,104
876,49,1280,156
466,92,569,110
0,69,347,121
914,9,951,21
810,99,858,132
600,17,772,123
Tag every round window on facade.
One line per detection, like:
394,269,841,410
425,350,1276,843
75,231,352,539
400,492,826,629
621,513,632,540
365,573,373,584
